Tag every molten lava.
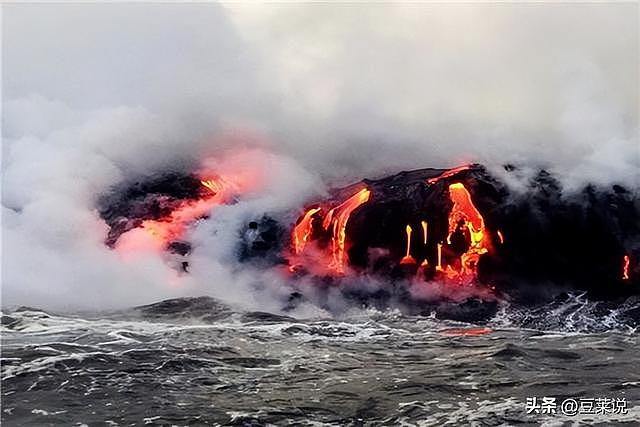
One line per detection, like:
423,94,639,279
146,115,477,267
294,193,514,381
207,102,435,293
116,177,228,253
283,162,634,295
322,209,334,231
421,220,428,245
289,166,495,282
329,189,371,273
448,183,485,244
400,225,417,265
201,179,224,195
292,207,321,255
440,182,491,284
427,165,472,184
289,188,371,274
623,255,630,280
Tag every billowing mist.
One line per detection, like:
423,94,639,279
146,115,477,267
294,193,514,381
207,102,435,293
2,3,638,310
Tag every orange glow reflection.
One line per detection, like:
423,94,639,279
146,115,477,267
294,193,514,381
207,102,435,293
442,327,492,336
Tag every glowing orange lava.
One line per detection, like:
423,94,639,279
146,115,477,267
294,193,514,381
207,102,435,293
400,225,417,265
289,188,371,274
427,165,472,184
322,208,335,230
329,189,371,273
292,207,321,255
421,220,428,245
201,179,224,195
116,177,227,254
448,183,484,242
442,182,490,283
623,255,630,280
290,166,497,283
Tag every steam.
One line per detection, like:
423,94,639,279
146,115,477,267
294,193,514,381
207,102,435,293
2,3,637,310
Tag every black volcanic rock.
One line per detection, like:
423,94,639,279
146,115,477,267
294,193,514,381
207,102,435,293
435,298,499,323
134,296,233,322
97,171,207,247
238,216,287,264
344,165,505,274
97,164,639,304
298,164,639,301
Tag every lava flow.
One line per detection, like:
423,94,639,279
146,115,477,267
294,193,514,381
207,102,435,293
329,188,371,273
421,220,428,245
200,178,224,195
623,255,630,280
289,169,494,283
427,164,472,184
400,225,417,265
116,177,228,253
439,182,491,284
292,207,321,255
290,188,370,274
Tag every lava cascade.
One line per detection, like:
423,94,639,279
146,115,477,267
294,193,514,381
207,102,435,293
288,167,497,286
290,188,370,274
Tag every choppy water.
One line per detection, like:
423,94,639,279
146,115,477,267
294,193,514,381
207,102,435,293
3,296,640,426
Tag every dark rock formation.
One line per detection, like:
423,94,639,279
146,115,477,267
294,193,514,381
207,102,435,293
238,216,288,265
97,164,639,306
312,164,639,302
97,172,208,247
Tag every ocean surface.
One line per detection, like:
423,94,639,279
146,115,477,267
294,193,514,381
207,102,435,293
3,295,640,426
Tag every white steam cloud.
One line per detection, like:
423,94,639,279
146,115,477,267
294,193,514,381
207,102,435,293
2,3,638,310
